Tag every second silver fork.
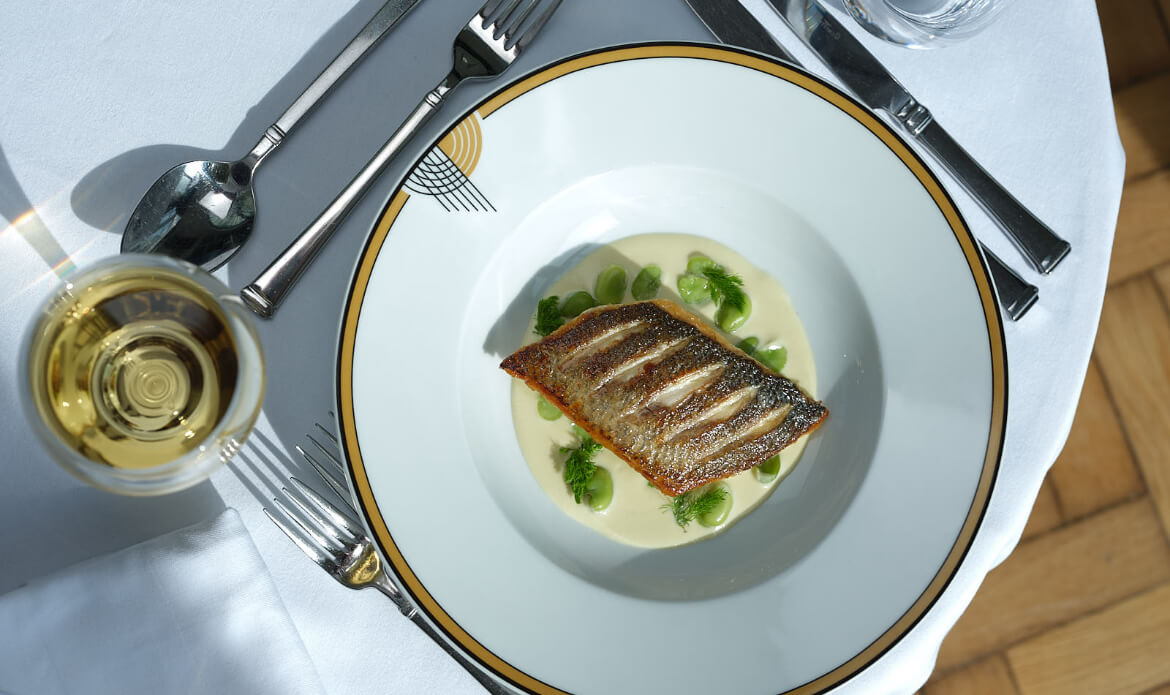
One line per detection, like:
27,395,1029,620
267,421,515,694
242,0,563,318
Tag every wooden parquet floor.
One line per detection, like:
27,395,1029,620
919,2,1170,693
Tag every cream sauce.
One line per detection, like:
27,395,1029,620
509,233,818,548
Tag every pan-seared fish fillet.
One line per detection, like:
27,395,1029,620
501,299,827,496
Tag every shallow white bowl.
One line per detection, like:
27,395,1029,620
337,44,1005,695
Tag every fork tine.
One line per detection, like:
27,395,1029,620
485,0,523,33
500,0,539,42
297,443,348,502
265,505,336,568
315,419,339,445
290,477,366,543
278,484,355,553
477,0,506,24
308,431,344,467
514,0,562,50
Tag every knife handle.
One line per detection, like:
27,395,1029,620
909,116,1071,275
979,241,1038,321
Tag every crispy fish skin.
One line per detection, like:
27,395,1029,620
501,299,827,496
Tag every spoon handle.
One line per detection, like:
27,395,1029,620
244,0,422,169
241,81,451,318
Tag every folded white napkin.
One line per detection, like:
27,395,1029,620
0,509,325,695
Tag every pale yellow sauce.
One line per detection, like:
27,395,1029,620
510,233,817,548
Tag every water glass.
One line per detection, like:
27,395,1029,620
842,0,1012,47
21,254,265,496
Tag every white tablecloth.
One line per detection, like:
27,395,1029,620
0,0,1122,693
0,510,324,695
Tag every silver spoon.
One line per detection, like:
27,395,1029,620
121,0,421,271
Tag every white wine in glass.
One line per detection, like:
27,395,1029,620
23,255,264,495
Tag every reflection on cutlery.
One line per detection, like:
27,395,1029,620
979,241,1038,320
241,0,564,318
767,0,1070,275
682,0,1039,320
685,0,796,62
122,0,423,271
265,419,513,695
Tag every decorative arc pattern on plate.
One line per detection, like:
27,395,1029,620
404,114,494,211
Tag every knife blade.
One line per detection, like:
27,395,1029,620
766,0,1070,275
679,0,1039,320
683,0,795,62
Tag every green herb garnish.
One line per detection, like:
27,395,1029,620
560,425,602,503
701,266,747,313
534,295,564,336
756,345,788,373
663,486,730,529
676,273,712,304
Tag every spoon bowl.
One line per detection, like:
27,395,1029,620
121,160,256,271
118,0,422,271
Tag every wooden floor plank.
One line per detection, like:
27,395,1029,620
928,11,1170,695
1021,474,1064,541
934,499,1170,671
1096,276,1170,538
1008,583,1170,695
1115,73,1170,180
1096,0,1170,88
923,655,1019,695
1107,171,1170,286
1048,359,1144,521
1155,262,1170,317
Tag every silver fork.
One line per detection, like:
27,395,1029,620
242,0,564,318
265,423,514,694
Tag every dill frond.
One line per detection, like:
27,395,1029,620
663,486,729,529
560,427,602,503
534,295,564,336
702,266,747,313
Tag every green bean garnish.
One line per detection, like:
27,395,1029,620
715,293,752,332
737,336,759,355
560,291,598,318
594,265,628,305
677,274,711,304
686,255,718,275
585,467,613,511
631,264,662,300
756,346,788,373
753,454,781,483
536,395,562,421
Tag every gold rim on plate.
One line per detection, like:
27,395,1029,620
336,43,1006,695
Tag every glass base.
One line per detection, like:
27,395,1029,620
842,0,1008,48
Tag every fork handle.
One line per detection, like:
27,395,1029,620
372,578,514,694
407,612,515,694
240,75,457,319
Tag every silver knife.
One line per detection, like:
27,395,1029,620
685,0,796,63
682,0,1039,320
767,0,1070,275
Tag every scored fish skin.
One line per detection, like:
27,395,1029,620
501,299,828,496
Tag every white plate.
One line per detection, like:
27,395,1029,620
337,45,1005,695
